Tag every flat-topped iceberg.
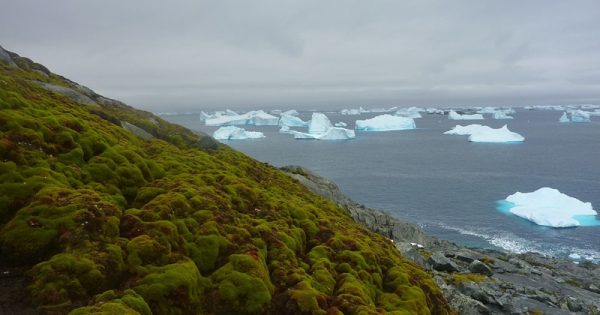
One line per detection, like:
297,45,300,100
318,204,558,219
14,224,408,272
444,124,524,142
205,110,279,126
395,107,423,118
503,187,598,227
493,111,514,120
355,114,416,131
448,110,484,120
291,127,355,140
213,126,265,140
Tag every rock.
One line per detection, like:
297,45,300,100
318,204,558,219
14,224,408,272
469,260,493,276
36,81,98,106
455,250,479,263
588,284,600,294
458,282,494,304
0,45,16,67
121,121,154,140
428,252,460,272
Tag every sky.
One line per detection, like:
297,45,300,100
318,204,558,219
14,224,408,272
2,0,600,111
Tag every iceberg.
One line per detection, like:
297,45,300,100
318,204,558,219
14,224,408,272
281,109,299,116
476,107,498,114
503,187,598,228
308,113,334,134
559,112,570,123
426,108,446,115
493,111,514,120
213,126,265,140
205,110,279,126
395,107,423,118
355,114,416,131
334,121,347,127
444,124,524,142
279,114,308,127
569,110,591,123
340,107,369,115
448,110,484,120
291,127,355,140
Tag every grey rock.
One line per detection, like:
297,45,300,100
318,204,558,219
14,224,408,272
36,81,98,106
0,45,16,67
121,121,154,140
428,252,460,272
588,284,600,294
469,260,493,276
455,250,480,263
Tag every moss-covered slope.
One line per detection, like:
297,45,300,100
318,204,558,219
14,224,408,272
0,47,452,315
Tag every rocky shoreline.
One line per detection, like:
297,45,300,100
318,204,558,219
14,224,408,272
282,165,600,315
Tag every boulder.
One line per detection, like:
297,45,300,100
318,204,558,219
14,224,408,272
428,252,460,272
469,260,493,276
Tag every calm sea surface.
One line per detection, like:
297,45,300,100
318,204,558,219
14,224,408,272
163,109,600,261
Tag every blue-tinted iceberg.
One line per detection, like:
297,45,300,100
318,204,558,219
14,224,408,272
340,107,369,115
308,113,334,134
279,114,308,127
448,110,484,120
334,121,347,127
493,111,514,120
205,110,279,126
569,110,591,123
559,112,570,123
444,124,524,142
213,126,265,140
291,127,355,140
355,114,416,131
395,107,423,118
503,187,598,227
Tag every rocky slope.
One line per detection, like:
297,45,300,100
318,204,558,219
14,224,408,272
0,45,454,314
282,166,600,315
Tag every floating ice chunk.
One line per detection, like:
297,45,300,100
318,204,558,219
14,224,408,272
504,187,598,228
282,109,299,116
279,114,308,127
444,124,524,142
569,253,581,260
493,111,514,120
213,126,265,140
426,108,446,115
308,113,333,134
225,109,238,116
559,112,570,123
340,107,369,115
477,107,498,114
395,107,423,118
448,110,484,120
291,127,355,140
205,110,279,126
334,122,347,127
569,110,591,123
355,114,416,131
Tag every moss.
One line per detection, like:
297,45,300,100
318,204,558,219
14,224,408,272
0,54,453,315
446,273,488,286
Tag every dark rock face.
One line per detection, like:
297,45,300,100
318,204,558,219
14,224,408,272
0,45,16,67
283,165,600,315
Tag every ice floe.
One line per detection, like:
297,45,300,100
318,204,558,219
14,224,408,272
395,107,423,118
205,110,279,126
444,124,524,142
213,126,265,140
503,187,598,228
493,111,514,120
355,114,416,131
291,127,355,140
448,110,484,120
569,110,591,123
334,121,347,127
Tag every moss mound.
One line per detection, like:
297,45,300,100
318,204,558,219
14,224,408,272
0,47,453,314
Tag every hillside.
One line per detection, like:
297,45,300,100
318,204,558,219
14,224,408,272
0,46,452,314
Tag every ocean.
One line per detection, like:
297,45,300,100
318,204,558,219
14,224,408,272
162,109,600,261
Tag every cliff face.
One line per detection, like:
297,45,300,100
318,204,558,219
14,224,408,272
0,46,452,314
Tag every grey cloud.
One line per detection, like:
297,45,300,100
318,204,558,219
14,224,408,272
1,0,600,111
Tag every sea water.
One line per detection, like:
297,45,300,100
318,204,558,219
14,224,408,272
164,109,600,261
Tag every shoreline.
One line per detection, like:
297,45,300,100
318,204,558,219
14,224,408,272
281,165,600,314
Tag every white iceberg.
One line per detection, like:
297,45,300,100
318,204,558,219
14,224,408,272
493,111,514,120
340,107,369,115
205,110,279,126
476,107,498,114
569,110,591,123
355,114,416,131
559,112,570,123
334,121,347,127
444,124,524,142
448,110,484,120
395,107,423,118
504,187,598,227
426,108,446,115
308,113,334,134
279,114,308,127
281,109,299,116
213,126,265,140
291,127,355,140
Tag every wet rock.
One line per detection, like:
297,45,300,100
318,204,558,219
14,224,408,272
469,260,493,276
428,252,460,272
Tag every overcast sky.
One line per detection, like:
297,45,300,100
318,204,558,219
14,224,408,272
2,1,600,111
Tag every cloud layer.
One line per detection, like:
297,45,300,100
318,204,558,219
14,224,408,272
2,0,600,111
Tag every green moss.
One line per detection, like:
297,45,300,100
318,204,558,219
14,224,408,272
68,289,151,315
446,273,488,286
